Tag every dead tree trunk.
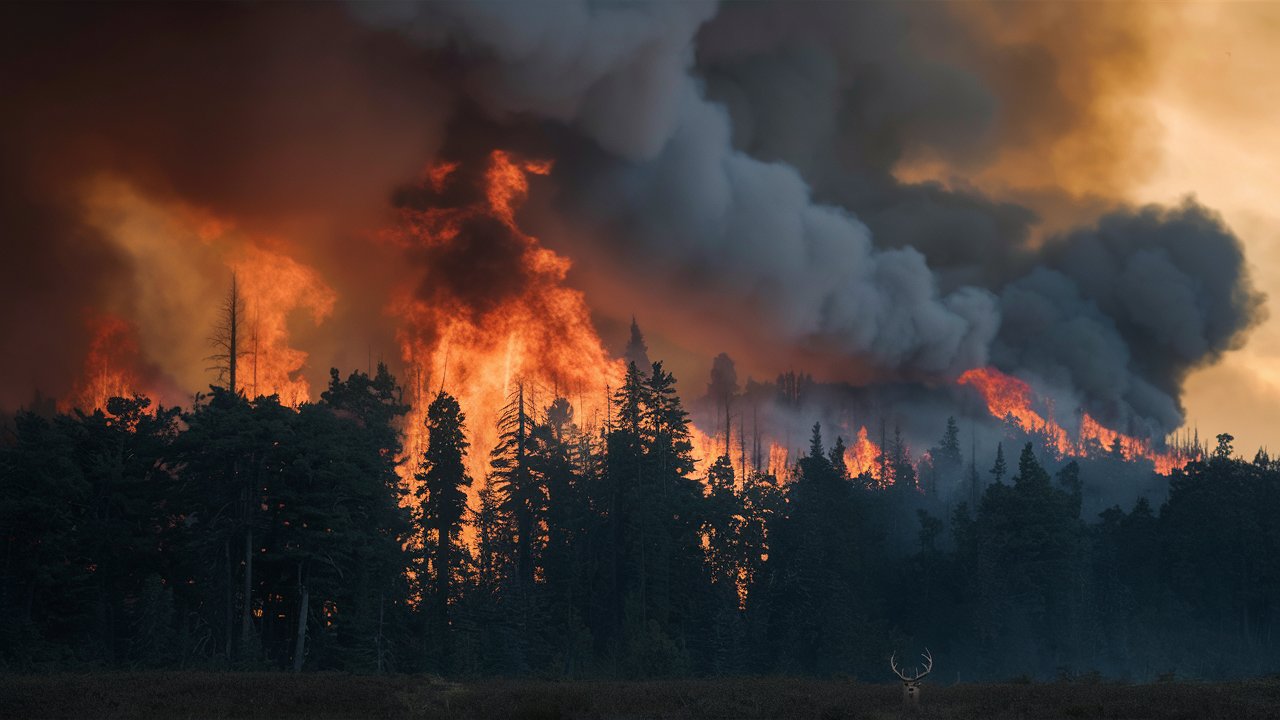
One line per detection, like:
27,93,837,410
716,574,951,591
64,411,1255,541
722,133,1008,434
240,527,254,652
223,539,233,661
293,561,309,673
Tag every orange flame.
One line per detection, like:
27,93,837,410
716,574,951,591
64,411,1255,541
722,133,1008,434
844,426,882,481
689,424,721,484
231,245,336,405
63,313,145,413
767,441,791,478
391,150,624,498
959,366,1183,474
957,367,1072,453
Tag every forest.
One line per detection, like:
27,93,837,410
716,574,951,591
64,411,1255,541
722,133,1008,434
2,349,1278,683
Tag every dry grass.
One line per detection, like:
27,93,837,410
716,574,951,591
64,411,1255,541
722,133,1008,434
2,673,1278,720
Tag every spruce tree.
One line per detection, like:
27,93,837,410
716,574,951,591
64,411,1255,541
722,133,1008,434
490,381,541,597
623,318,651,377
990,442,1007,485
415,391,471,673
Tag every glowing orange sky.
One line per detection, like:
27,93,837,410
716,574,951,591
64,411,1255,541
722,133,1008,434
892,3,1279,456
1135,3,1280,456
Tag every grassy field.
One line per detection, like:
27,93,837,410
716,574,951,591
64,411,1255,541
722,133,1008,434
2,673,1278,720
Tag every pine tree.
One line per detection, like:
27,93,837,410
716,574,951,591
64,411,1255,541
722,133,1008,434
705,455,739,589
990,442,1007,485
708,353,738,457
968,448,981,510
937,416,962,469
930,416,962,495
889,426,916,490
1012,443,1050,487
624,318,651,377
415,391,471,673
490,381,541,597
829,436,848,481
316,365,412,672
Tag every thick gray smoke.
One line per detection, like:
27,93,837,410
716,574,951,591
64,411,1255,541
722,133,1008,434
353,1,1002,378
692,2,1266,434
1002,203,1266,436
355,1,1264,438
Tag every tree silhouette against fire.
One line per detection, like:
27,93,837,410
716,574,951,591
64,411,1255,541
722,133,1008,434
2,331,1279,680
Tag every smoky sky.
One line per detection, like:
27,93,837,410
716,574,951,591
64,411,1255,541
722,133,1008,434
0,2,447,409
0,1,1266,441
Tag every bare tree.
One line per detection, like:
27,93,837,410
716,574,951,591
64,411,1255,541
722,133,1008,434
206,272,258,658
890,648,933,706
207,272,250,396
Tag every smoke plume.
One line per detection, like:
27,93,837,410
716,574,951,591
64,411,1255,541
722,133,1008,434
0,1,1266,445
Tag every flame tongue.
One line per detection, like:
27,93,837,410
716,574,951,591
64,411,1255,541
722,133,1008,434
845,426,881,481
393,150,623,493
957,367,1071,453
958,366,1182,473
230,244,336,405
63,313,144,413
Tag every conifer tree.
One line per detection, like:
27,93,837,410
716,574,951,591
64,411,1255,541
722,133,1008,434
415,391,471,673
829,436,848,481
990,442,1007,484
623,318,651,377
490,381,540,597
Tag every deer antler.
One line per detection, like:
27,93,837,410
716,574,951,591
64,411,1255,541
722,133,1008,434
915,648,933,680
889,648,933,681
889,652,911,681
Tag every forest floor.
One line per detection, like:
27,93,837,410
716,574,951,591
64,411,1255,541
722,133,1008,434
3,673,1279,720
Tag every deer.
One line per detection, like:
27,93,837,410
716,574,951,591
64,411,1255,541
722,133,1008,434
890,648,933,706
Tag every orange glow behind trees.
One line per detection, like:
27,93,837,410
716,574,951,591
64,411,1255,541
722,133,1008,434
63,313,146,413
390,150,623,496
230,245,336,405
959,366,1182,473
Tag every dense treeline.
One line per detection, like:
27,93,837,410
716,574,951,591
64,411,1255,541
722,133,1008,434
3,360,1279,681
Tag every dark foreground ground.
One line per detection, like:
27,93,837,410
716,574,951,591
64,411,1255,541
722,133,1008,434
3,673,1279,720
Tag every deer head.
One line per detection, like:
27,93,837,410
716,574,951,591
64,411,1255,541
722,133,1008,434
890,648,933,705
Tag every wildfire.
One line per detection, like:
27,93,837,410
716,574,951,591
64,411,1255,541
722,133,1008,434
391,150,624,495
63,313,145,413
957,367,1072,453
767,441,791,478
959,367,1183,474
231,244,336,405
844,426,882,481
689,424,721,482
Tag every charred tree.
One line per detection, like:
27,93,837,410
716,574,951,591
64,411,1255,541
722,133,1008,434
207,272,249,397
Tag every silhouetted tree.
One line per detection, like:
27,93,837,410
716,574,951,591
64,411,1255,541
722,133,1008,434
414,391,471,673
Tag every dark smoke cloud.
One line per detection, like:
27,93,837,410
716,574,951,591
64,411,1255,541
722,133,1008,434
1000,201,1267,435
694,1,1263,435
358,1,1002,378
